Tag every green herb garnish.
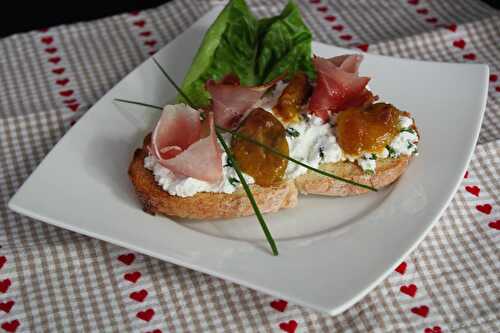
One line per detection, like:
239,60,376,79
370,153,377,160
400,128,415,134
217,130,279,255
286,127,300,138
228,176,240,186
386,145,397,158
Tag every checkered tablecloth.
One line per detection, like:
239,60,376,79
1,0,499,332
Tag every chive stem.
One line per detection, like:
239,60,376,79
215,130,278,255
114,98,163,110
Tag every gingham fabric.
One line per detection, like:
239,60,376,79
1,0,499,332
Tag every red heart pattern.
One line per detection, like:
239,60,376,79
332,25,344,31
0,256,6,270
1,320,20,333
317,6,328,12
45,47,57,54
445,23,457,32
145,40,157,47
463,53,476,60
124,271,141,283
416,8,429,15
52,68,65,75
340,34,353,41
118,253,135,265
490,74,498,82
408,0,419,5
476,204,492,215
395,262,407,275
48,56,61,64
130,289,148,302
133,20,146,28
67,103,80,112
59,90,74,97
424,326,442,333
137,308,155,322
0,279,11,293
310,0,320,3
426,17,438,24
270,299,288,312
279,320,298,333
56,78,69,86
488,220,500,230
146,330,162,333
400,284,417,297
63,99,77,104
411,305,429,317
140,31,152,37
452,39,465,49
41,36,53,44
496,86,500,92
324,15,336,22
0,301,14,313
356,44,369,52
465,185,480,196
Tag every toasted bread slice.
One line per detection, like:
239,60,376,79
294,156,411,196
129,147,410,218
129,148,298,219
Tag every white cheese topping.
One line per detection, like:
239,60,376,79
145,100,418,196
284,115,342,179
357,153,377,174
356,116,419,173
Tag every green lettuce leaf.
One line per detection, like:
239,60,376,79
177,0,314,108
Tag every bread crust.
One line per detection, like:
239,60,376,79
128,148,298,219
294,156,411,196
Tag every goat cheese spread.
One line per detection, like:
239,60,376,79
145,104,419,197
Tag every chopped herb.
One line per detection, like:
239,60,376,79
413,148,419,155
386,145,397,158
407,142,414,149
228,176,240,186
286,127,300,138
319,147,325,159
364,169,375,175
223,158,233,168
370,153,377,160
400,128,415,134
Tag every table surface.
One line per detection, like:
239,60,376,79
0,1,499,332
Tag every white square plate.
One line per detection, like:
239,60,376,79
9,6,489,314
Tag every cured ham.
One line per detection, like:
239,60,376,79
308,55,370,121
150,104,222,182
206,74,283,129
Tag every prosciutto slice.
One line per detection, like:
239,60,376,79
150,104,222,182
308,55,370,121
206,74,282,129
